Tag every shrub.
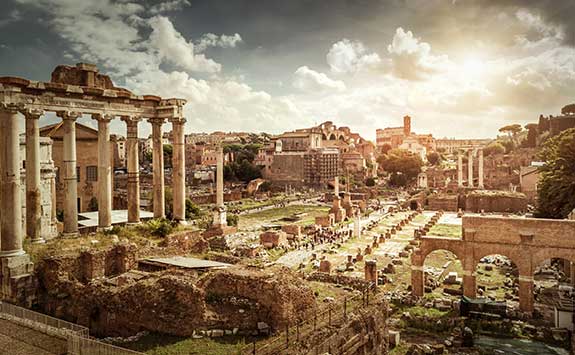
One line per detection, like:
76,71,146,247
146,218,174,238
226,214,239,227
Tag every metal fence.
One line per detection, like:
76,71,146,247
241,282,378,355
67,335,146,355
0,301,144,355
0,301,89,338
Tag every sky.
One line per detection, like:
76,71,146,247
0,0,574,141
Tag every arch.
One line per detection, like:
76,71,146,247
417,239,466,266
475,254,519,301
322,133,327,140
473,247,529,277
329,133,336,140
339,135,345,141
532,248,575,268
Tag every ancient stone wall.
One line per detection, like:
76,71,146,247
464,191,528,212
427,194,458,211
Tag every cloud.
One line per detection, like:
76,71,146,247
0,9,21,27
387,27,450,80
196,33,243,52
149,0,191,15
326,39,381,73
148,16,221,73
293,66,346,92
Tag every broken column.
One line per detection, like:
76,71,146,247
353,214,361,238
365,260,378,286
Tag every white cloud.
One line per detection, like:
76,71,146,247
148,16,221,73
149,0,191,15
196,33,243,52
387,27,450,80
326,39,381,73
293,66,346,92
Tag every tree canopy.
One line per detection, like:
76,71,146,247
426,151,441,165
483,142,505,156
377,148,423,187
561,103,575,115
535,128,575,219
499,124,523,138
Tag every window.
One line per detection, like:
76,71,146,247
77,167,81,182
86,166,98,182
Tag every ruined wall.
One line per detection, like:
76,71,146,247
427,194,458,211
464,191,528,212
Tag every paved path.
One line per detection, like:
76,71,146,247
0,319,67,355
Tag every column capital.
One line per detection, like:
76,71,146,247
91,112,114,122
57,110,82,121
0,102,21,113
148,117,166,126
120,115,142,125
21,107,44,119
170,117,187,125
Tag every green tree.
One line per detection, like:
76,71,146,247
535,128,575,219
523,123,538,148
380,143,392,155
226,214,239,227
483,142,505,156
561,103,575,115
365,177,376,186
163,144,173,168
185,199,202,219
377,149,423,187
426,152,440,165
499,124,523,138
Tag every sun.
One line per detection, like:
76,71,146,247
462,57,487,77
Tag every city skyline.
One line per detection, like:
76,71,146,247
0,0,574,140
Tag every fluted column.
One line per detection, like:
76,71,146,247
122,116,141,224
457,152,463,188
57,111,81,237
478,149,484,189
92,113,113,231
468,149,474,187
0,103,25,256
23,108,44,243
171,118,186,222
150,118,165,218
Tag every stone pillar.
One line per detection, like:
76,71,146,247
23,108,44,243
518,276,534,313
0,104,25,256
463,270,477,298
212,145,227,226
171,118,186,222
150,118,165,218
216,145,224,208
468,149,474,187
478,149,484,189
353,214,361,238
92,113,113,231
57,111,81,237
334,176,339,197
122,116,140,224
457,152,463,188
365,260,378,286
411,265,424,297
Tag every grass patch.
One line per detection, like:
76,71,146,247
427,224,461,238
121,333,253,355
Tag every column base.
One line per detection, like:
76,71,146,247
62,232,79,238
126,221,141,226
30,238,46,244
0,249,26,258
174,219,188,226
97,226,113,232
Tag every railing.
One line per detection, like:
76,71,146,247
0,301,89,338
241,282,378,355
0,301,145,355
67,336,146,355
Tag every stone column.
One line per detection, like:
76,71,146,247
171,118,186,222
57,111,81,237
457,152,463,187
411,265,424,297
518,275,534,313
23,108,44,243
364,260,378,286
334,176,339,197
478,149,484,189
92,113,113,231
0,104,25,256
150,118,165,219
462,270,477,298
216,145,224,208
353,214,361,238
468,149,474,187
122,116,140,224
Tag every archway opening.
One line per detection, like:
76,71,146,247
329,133,336,140
534,258,574,330
475,255,518,303
423,250,463,299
